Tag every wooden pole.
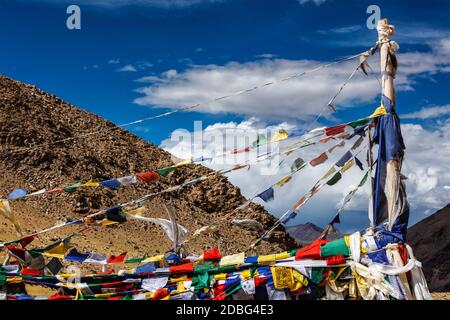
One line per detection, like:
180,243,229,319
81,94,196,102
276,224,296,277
376,18,404,230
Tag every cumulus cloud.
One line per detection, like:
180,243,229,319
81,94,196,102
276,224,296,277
117,64,138,72
402,105,450,120
160,120,450,230
134,37,450,122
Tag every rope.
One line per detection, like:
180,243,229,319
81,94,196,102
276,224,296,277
1,50,368,155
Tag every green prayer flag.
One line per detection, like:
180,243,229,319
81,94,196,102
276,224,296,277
63,182,82,193
327,172,342,186
348,118,370,128
156,166,174,177
358,172,369,188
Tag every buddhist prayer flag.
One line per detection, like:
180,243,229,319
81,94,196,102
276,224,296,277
327,172,342,186
107,252,127,264
43,242,73,259
100,179,121,190
136,171,160,184
8,188,28,200
290,158,305,173
372,96,409,234
63,182,81,193
156,166,174,177
275,176,292,188
117,175,137,186
65,248,89,263
325,124,347,137
336,151,353,167
310,152,328,167
257,187,274,202
270,130,289,143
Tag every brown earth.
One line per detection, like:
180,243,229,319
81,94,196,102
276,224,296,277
0,73,296,266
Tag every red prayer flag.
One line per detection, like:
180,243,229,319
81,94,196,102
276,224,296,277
325,124,347,137
309,152,328,167
203,247,222,260
295,239,329,261
231,147,251,154
169,262,194,274
136,171,160,184
5,245,26,262
107,252,127,264
325,254,346,266
19,235,35,248
152,288,169,300
21,267,42,276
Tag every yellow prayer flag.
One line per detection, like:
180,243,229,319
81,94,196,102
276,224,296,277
240,269,252,280
369,104,388,118
214,273,228,281
341,158,355,173
173,156,193,168
43,242,73,259
142,254,164,263
270,130,289,143
275,176,292,188
220,252,245,267
257,251,290,264
100,219,119,227
322,167,337,180
125,206,146,216
80,180,100,187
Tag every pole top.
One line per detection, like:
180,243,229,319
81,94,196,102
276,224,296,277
377,18,395,42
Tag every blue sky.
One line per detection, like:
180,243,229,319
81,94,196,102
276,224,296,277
1,0,449,231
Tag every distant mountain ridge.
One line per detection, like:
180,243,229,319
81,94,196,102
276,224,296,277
408,204,450,292
286,222,342,245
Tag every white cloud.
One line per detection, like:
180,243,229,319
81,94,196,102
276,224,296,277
117,64,138,72
402,105,450,120
161,120,450,230
135,57,382,123
297,0,329,6
316,25,363,35
134,37,450,122
108,58,120,64
255,53,279,59
29,0,223,8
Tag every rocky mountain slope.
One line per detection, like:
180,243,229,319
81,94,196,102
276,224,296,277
408,204,450,292
0,74,295,261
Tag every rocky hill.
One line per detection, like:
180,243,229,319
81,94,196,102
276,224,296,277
0,73,295,261
408,204,450,292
